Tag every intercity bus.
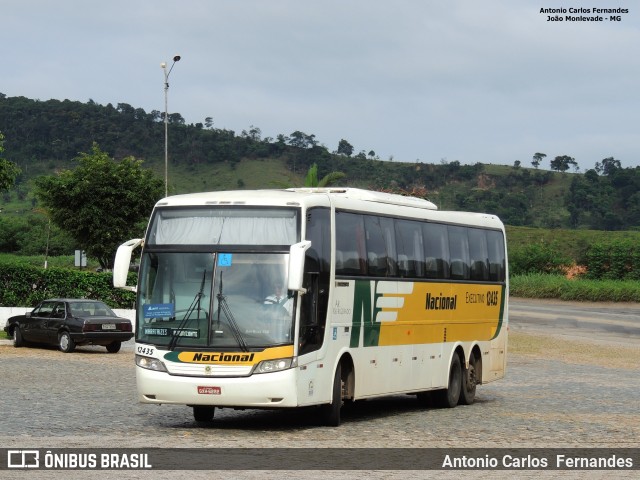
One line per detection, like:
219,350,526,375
113,188,508,426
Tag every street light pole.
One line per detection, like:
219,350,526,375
162,55,181,197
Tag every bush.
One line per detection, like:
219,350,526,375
0,263,136,308
509,242,570,276
585,240,640,280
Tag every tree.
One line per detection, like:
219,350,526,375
550,155,577,173
336,139,354,156
595,157,621,176
304,163,345,187
288,131,317,149
241,125,261,141
0,132,21,193
34,144,164,269
531,152,546,169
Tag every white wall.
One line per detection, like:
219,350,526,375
1,307,136,329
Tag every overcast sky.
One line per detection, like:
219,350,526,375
2,0,639,171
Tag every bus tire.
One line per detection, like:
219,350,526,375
434,353,462,408
459,351,478,405
320,364,343,426
193,406,215,423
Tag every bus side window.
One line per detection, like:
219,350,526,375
486,230,506,282
468,227,489,281
423,223,449,279
336,212,366,276
395,219,424,278
448,226,470,280
364,215,396,277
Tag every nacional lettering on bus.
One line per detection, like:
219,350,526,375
190,352,255,363
425,293,458,311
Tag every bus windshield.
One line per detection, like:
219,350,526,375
136,252,294,349
146,207,298,246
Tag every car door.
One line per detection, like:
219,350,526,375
45,302,68,344
25,301,56,342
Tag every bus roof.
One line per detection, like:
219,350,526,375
155,188,503,229
156,188,437,210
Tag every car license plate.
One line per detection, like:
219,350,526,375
102,324,116,330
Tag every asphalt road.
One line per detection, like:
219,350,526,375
508,297,640,345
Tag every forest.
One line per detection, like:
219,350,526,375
1,92,640,261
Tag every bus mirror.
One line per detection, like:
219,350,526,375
113,238,143,292
288,240,311,293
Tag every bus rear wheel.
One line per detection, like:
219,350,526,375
193,406,215,423
459,351,478,405
434,354,462,408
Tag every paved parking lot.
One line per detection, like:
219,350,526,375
1,300,639,479
1,335,638,447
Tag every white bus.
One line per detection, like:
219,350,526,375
113,188,508,426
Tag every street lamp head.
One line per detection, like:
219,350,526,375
161,62,167,69
173,55,181,62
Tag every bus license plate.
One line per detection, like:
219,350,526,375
198,386,221,395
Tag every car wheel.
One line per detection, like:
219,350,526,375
106,341,121,353
58,331,76,353
13,327,24,348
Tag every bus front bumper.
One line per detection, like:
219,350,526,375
136,367,300,408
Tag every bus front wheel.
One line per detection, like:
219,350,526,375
434,354,462,408
320,364,343,426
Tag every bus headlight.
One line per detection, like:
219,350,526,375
253,357,297,374
136,354,168,372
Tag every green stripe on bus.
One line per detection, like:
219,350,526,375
350,280,382,348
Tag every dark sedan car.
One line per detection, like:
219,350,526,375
4,298,134,353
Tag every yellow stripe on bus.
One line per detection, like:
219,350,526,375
376,282,503,346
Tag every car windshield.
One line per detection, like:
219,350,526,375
136,252,294,349
70,302,115,317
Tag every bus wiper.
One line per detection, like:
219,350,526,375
214,271,248,352
169,270,207,351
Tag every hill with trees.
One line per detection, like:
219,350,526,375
1,93,640,262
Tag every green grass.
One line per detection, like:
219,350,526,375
167,158,304,195
510,273,640,302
